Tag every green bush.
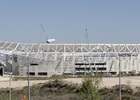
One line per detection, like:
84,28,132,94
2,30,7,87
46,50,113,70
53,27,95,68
81,73,102,100
81,76,94,100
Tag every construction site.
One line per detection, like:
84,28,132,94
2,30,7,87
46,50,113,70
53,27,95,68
0,41,140,77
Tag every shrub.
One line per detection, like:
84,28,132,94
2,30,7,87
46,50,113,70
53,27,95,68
81,73,102,100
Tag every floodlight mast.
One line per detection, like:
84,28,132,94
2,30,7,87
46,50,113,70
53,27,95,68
40,24,55,43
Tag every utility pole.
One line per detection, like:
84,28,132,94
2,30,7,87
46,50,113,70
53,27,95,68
28,56,30,100
119,54,121,100
27,45,33,100
9,73,12,100
84,55,86,76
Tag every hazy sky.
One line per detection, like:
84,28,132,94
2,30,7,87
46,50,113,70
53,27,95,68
0,0,140,44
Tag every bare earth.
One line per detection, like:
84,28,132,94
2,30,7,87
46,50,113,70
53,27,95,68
0,76,140,90
63,76,140,90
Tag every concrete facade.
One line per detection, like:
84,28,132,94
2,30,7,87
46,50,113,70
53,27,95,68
10,54,140,76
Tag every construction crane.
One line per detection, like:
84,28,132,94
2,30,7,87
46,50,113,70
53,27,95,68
85,29,89,44
85,29,94,76
40,24,55,43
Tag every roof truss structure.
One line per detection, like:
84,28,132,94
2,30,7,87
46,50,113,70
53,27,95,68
0,41,139,61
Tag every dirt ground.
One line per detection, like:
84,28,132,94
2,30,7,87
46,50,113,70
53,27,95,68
63,76,140,90
0,76,140,90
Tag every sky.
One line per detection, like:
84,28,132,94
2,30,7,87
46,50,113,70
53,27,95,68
0,0,140,44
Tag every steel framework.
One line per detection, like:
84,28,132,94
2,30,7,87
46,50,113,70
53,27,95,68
0,41,140,60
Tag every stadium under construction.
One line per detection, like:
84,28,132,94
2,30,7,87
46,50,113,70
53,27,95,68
0,41,140,76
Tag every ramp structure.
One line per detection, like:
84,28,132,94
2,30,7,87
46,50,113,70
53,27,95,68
0,41,140,76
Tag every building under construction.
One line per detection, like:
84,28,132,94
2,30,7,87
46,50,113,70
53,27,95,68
0,41,140,76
